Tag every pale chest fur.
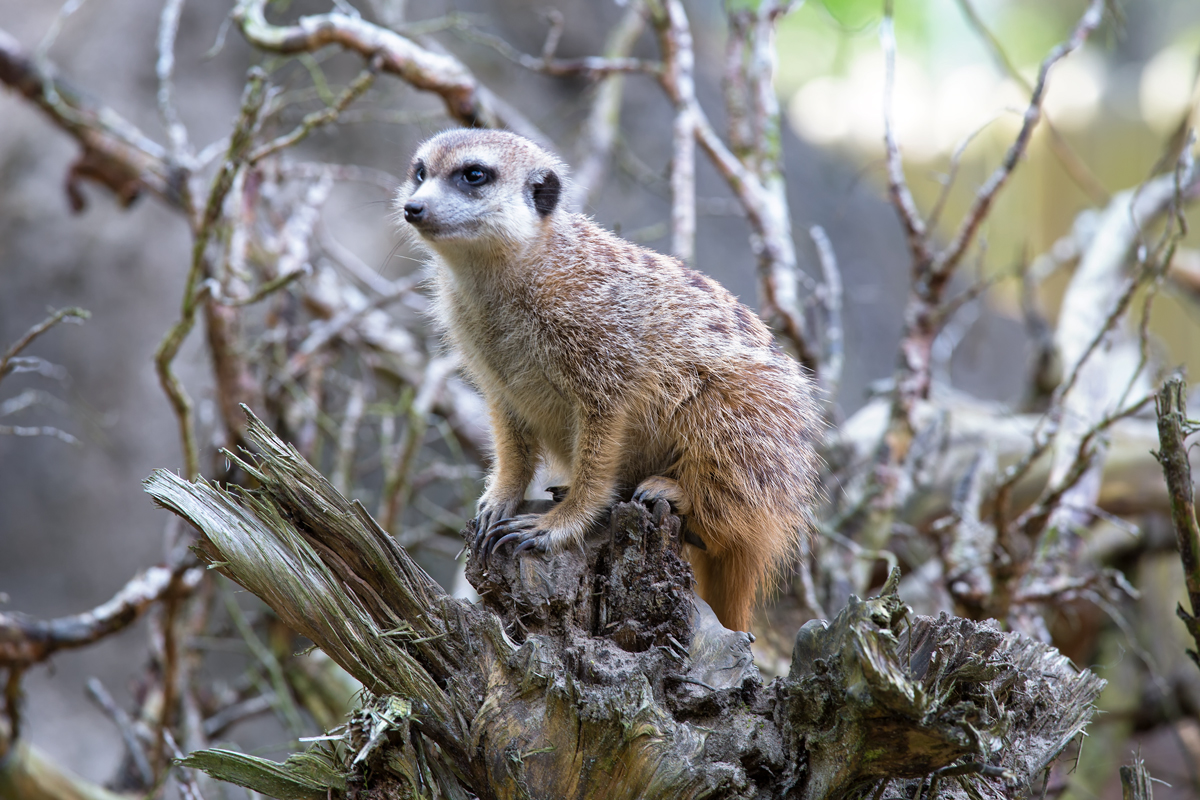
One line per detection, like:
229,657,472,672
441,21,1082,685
432,264,578,459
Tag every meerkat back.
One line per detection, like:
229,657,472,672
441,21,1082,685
397,129,820,632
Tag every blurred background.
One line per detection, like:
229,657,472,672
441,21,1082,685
1,0,1199,796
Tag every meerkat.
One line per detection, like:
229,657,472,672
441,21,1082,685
396,129,819,632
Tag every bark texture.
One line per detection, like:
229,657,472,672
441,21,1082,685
143,409,1104,799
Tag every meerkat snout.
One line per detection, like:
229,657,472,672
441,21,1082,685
403,200,426,224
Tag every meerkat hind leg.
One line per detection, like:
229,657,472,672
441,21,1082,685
632,475,693,515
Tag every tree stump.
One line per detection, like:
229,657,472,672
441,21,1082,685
145,409,1104,799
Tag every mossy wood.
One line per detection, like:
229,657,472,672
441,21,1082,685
143,409,1104,799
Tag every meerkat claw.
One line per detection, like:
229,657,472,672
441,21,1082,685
481,514,542,558
512,536,547,555
632,476,692,516
474,498,523,550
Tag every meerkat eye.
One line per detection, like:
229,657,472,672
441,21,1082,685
461,166,490,187
413,163,426,184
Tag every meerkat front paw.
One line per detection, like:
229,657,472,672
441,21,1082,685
474,491,525,549
481,512,585,560
480,515,551,558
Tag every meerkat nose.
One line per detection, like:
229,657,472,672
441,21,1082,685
403,200,426,223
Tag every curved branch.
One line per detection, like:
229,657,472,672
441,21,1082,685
235,0,518,131
0,27,185,210
0,566,202,668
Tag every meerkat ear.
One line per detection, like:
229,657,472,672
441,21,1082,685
530,170,561,218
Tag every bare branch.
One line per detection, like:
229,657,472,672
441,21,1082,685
457,22,657,79
934,0,1106,277
156,0,192,164
0,28,185,210
380,356,455,531
249,62,380,163
955,0,1110,206
1155,377,1200,668
85,678,154,787
0,389,71,418
0,566,203,668
0,307,88,382
0,425,79,444
880,0,931,271
649,0,697,262
286,273,422,379
155,69,267,478
331,380,367,496
234,0,503,129
688,3,818,372
809,225,843,394
567,0,648,211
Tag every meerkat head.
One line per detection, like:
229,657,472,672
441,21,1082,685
397,130,567,261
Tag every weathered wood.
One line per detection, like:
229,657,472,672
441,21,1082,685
1154,377,1200,668
144,409,1104,799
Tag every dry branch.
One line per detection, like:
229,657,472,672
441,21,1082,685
837,392,1192,535
1015,167,1197,567
1154,377,1200,668
0,308,89,383
0,566,202,668
648,0,697,263
880,0,1105,450
567,0,649,211
0,740,129,800
144,409,1104,799
0,28,185,210
232,0,542,139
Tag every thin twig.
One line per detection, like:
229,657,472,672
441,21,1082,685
154,68,266,479
1154,377,1200,668
926,112,1004,232
286,273,421,379
221,590,306,734
156,0,192,165
0,425,80,444
34,0,89,62
456,24,657,79
162,726,206,800
0,308,89,382
809,225,843,395
567,0,648,211
249,61,380,163
380,356,455,531
934,0,1106,277
955,0,1110,206
86,677,154,787
331,380,367,496
880,0,931,271
202,692,275,738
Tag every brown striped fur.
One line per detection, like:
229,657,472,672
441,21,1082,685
396,130,819,631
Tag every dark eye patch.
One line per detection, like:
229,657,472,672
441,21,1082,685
412,160,426,184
